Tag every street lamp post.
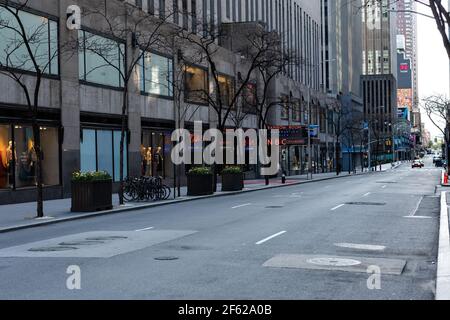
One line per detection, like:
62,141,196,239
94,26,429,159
307,86,312,180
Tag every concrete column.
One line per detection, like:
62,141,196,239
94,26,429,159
127,36,143,179
59,0,81,197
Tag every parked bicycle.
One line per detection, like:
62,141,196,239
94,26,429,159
123,176,171,202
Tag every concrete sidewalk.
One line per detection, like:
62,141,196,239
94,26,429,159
0,163,400,233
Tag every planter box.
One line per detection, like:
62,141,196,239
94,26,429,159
71,179,113,212
187,174,214,196
222,173,244,192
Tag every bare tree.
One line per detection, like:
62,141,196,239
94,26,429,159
342,107,365,173
78,2,173,205
422,94,450,171
0,0,70,217
173,20,292,133
326,100,348,175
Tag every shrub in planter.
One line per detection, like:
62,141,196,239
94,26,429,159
221,166,244,192
71,171,113,212
187,167,214,196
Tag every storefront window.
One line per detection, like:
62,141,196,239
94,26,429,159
40,127,59,186
140,51,173,97
80,129,96,172
113,131,128,182
0,125,12,189
185,65,208,104
289,146,301,171
80,128,127,182
1,125,60,189
14,126,38,188
97,130,113,175
0,6,59,75
78,30,125,88
141,131,170,178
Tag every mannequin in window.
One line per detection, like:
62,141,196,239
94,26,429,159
19,139,37,182
6,141,15,187
0,147,6,188
145,147,152,177
152,146,163,177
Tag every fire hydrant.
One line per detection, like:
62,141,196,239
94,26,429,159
445,172,449,185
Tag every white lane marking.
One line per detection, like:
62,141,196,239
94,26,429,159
335,243,386,251
409,196,424,217
256,231,287,245
135,227,154,232
403,216,433,219
331,204,345,211
232,203,252,209
363,192,371,197
381,185,387,189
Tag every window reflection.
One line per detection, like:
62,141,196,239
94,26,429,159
185,65,208,104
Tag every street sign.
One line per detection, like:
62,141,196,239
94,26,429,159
309,125,319,138
363,122,369,130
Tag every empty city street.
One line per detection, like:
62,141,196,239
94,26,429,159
0,160,442,300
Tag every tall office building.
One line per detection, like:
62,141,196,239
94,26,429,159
396,0,421,153
321,0,364,170
396,0,418,111
361,0,398,162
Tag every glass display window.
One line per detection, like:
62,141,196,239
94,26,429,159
0,124,60,190
184,65,208,104
80,128,127,182
0,125,12,189
141,130,169,178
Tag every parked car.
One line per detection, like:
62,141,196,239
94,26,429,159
412,160,424,168
433,156,441,164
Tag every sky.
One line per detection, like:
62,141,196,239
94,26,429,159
417,2,449,139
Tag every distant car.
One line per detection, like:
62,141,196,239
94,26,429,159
435,159,444,167
412,160,424,168
433,156,440,164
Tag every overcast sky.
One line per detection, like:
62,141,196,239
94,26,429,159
417,3,449,139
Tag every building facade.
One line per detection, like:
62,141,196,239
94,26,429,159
396,0,421,156
322,0,364,171
0,0,348,204
361,0,398,164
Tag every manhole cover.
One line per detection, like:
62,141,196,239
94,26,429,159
265,206,284,209
59,240,104,246
307,257,362,267
85,236,128,241
28,246,78,252
154,256,179,261
345,202,386,206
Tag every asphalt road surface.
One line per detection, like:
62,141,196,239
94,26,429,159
0,157,442,299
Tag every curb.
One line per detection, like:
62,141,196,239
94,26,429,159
0,166,399,234
436,191,450,300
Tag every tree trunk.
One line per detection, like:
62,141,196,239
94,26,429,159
119,87,128,206
33,121,44,218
